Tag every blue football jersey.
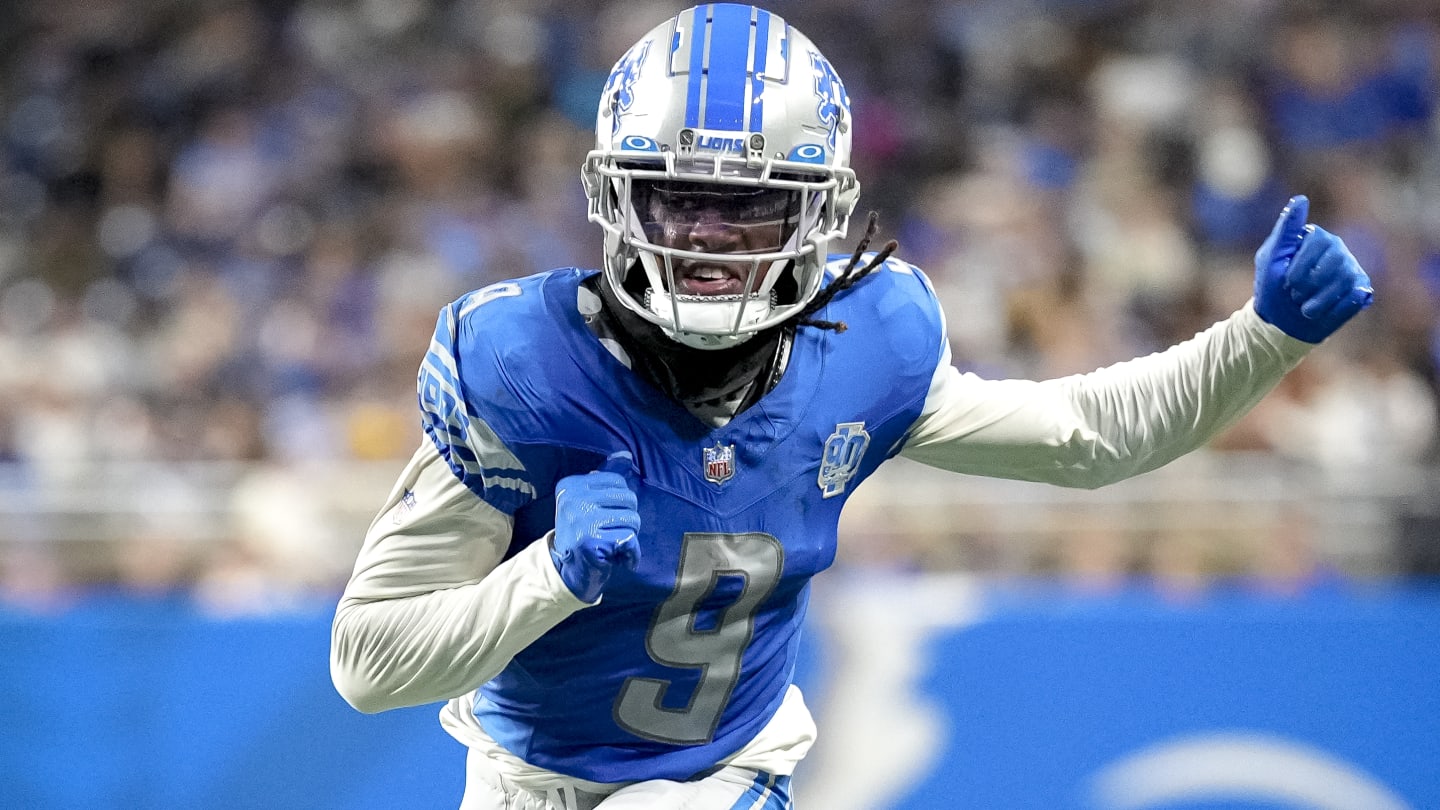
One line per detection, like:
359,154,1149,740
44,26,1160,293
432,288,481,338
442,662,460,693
417,257,945,783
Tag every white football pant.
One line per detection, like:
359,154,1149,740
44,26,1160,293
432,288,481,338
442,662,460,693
458,749,793,810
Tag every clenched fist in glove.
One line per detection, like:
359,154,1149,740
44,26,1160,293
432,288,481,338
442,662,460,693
550,451,642,603
1254,195,1373,343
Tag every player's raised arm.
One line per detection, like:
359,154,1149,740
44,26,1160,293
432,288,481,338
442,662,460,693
900,196,1372,488
1251,194,1372,344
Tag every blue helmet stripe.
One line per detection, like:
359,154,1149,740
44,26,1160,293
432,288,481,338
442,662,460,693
749,8,770,132
702,3,751,130
684,5,709,128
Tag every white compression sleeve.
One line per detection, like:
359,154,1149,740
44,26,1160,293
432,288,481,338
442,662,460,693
330,440,589,713
900,301,1312,488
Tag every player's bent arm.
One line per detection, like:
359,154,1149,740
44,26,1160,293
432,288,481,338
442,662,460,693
899,301,1311,488
330,440,589,714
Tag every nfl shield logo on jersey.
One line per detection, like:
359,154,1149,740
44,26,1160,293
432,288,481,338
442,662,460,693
703,443,736,485
818,422,870,498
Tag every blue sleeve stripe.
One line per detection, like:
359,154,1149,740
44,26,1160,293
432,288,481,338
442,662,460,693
423,427,534,515
443,443,533,492
417,304,535,509
421,345,459,392
478,472,536,496
419,356,530,473
703,3,751,131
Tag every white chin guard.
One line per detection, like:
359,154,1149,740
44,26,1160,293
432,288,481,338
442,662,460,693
644,287,775,349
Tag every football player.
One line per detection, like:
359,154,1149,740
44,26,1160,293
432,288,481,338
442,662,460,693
330,4,1372,808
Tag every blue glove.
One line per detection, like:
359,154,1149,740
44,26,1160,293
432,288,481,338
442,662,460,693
550,451,641,603
1253,195,1373,344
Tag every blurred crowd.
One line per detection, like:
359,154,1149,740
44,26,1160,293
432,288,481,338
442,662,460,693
2,0,1439,606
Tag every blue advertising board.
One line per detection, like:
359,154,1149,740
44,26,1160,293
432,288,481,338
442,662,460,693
2,579,1437,809
794,575,1440,809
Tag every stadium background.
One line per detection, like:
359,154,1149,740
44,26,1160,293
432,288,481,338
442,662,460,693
0,0,1437,807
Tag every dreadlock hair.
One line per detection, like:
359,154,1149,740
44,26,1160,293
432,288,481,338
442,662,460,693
789,211,899,333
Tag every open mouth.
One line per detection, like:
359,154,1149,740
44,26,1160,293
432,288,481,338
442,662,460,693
674,262,753,296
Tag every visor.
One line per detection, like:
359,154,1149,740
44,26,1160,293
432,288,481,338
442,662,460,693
632,180,802,252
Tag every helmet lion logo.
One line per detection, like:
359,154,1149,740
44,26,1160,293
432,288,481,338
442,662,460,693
605,41,650,133
809,51,849,150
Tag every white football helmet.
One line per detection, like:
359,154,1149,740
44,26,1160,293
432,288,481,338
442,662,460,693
582,3,861,349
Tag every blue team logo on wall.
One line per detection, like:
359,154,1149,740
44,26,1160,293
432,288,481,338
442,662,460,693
604,40,650,134
704,442,736,485
810,52,849,150
818,422,869,498
1090,732,1411,810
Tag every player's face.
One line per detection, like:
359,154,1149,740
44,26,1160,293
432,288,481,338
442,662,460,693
634,181,801,296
